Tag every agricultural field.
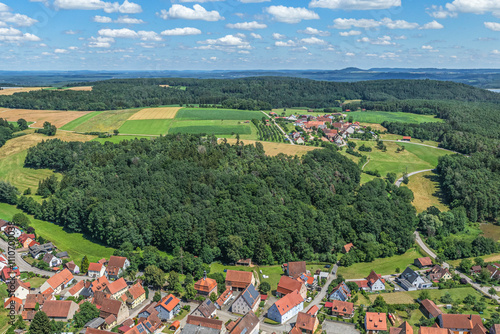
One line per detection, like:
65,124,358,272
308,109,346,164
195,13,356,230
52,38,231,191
119,119,173,135
129,107,181,120
0,87,47,95
169,120,252,136
345,111,443,124
176,108,262,120
271,107,342,117
62,109,137,132
0,131,94,192
341,140,450,184
0,108,93,128
222,138,320,157
337,248,424,279
43,86,93,91
407,171,448,213
0,202,115,263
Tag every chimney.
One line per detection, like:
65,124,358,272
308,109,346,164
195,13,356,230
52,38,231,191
204,270,207,280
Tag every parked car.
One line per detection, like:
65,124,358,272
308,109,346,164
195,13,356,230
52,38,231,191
324,265,331,268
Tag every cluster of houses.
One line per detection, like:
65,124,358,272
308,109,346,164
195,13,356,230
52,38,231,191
0,219,39,249
275,113,371,145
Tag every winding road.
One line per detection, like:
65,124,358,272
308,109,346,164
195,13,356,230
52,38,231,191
395,169,434,187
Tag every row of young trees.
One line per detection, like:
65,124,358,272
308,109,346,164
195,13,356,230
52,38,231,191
7,134,419,265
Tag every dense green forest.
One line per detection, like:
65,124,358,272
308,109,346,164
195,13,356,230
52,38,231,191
0,78,499,111
13,135,418,264
0,118,29,148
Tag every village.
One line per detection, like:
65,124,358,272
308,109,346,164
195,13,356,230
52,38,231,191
2,217,500,334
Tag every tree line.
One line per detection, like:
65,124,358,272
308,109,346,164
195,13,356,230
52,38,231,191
6,134,419,265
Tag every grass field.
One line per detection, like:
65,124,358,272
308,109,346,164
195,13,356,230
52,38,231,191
0,283,9,333
129,107,181,120
0,202,115,263
119,119,172,135
0,108,93,128
369,287,483,305
345,111,443,124
169,120,252,136
92,135,153,144
60,110,106,130
380,134,440,148
407,171,448,213
176,108,263,120
271,108,342,117
222,138,321,157
337,248,424,279
480,224,500,242
341,140,450,184
70,109,137,133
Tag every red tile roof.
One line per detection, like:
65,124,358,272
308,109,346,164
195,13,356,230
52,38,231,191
390,321,413,334
92,276,109,293
216,287,233,307
416,257,433,267
187,315,224,330
295,311,317,332
365,312,387,331
43,300,75,318
418,328,452,334
157,294,179,312
107,277,127,295
439,314,484,331
367,270,382,285
343,243,354,253
286,261,306,278
226,270,253,288
277,276,303,296
307,305,319,316
45,268,73,289
420,299,442,318
331,300,354,316
100,298,122,317
108,256,127,268
4,296,22,310
127,282,145,300
194,277,217,293
88,263,103,272
68,280,85,296
273,289,303,316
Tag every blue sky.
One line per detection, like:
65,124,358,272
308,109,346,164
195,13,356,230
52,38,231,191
1,0,500,70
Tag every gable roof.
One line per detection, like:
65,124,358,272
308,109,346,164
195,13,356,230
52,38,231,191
127,282,145,300
157,294,180,312
307,305,319,316
277,276,303,295
286,261,306,278
45,268,73,289
389,321,413,334
400,267,421,284
100,298,122,317
418,328,452,334
343,243,354,252
365,312,387,331
88,263,103,272
471,324,487,334
186,315,224,330
68,280,85,296
227,311,259,334
439,314,484,330
416,257,433,266
295,311,317,332
107,256,127,268
4,296,22,310
331,300,354,315
367,270,382,285
216,287,233,307
226,270,253,284
107,277,127,295
194,299,216,318
240,283,260,308
91,276,109,293
24,293,48,309
43,300,75,318
273,289,303,316
420,299,442,318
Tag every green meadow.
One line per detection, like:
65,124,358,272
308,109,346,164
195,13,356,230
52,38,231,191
118,119,173,135
345,111,443,124
175,108,263,120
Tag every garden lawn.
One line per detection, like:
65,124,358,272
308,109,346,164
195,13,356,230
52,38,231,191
60,110,106,130
344,111,443,124
0,202,115,263
26,276,46,288
175,108,263,120
368,287,480,305
92,135,153,144
337,248,424,279
119,119,172,135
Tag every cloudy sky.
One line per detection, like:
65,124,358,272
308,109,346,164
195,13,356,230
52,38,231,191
2,0,500,70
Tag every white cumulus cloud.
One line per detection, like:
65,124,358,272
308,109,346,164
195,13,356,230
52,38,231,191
420,20,444,29
88,36,114,48
426,5,457,18
485,22,500,31
226,21,267,30
358,35,394,45
275,40,296,47
300,36,327,45
93,15,112,23
332,17,437,30
98,28,161,41
54,0,142,13
339,30,361,36
297,27,330,36
54,49,68,53
250,33,262,39
309,0,401,10
446,0,500,16
0,3,38,26
161,27,201,36
158,4,223,21
265,6,319,24
272,33,286,40
332,18,381,29
422,45,433,50
0,27,41,42
115,16,144,24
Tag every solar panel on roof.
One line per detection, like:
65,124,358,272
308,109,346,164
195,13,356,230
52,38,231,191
164,296,173,305
146,322,152,328
206,300,211,305
241,329,248,334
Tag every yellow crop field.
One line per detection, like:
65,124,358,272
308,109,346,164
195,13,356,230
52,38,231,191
0,108,93,128
128,107,182,120
67,86,93,91
222,138,321,157
0,87,47,95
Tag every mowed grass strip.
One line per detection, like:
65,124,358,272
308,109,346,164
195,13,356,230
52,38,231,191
0,202,115,263
119,119,172,135
175,108,263,120
222,138,321,157
345,111,443,124
337,248,423,279
60,110,105,130
71,109,137,132
129,107,181,120
407,171,448,213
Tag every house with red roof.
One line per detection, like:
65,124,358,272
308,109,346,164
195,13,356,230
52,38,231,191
64,280,85,299
226,310,259,334
64,261,80,274
88,262,106,279
12,278,30,300
414,257,433,268
283,261,307,279
0,253,8,271
155,294,180,321
267,289,304,324
43,300,79,321
194,274,218,296
343,243,354,253
4,296,23,314
215,287,233,309
365,312,387,333
294,310,319,334
437,314,485,333
277,276,307,299
420,299,442,319
100,298,129,325
40,268,74,294
226,270,255,291
390,321,413,334
125,282,146,309
105,256,130,280
330,300,354,319
106,277,128,300
2,266,21,281
356,270,385,292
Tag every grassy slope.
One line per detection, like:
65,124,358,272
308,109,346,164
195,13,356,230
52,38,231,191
0,202,115,263
60,110,105,130
119,119,173,135
175,108,263,120
337,248,424,279
345,111,443,124
407,171,448,213
222,139,320,157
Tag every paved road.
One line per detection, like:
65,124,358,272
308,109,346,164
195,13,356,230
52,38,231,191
260,110,294,145
361,158,370,170
413,231,500,302
395,169,434,187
